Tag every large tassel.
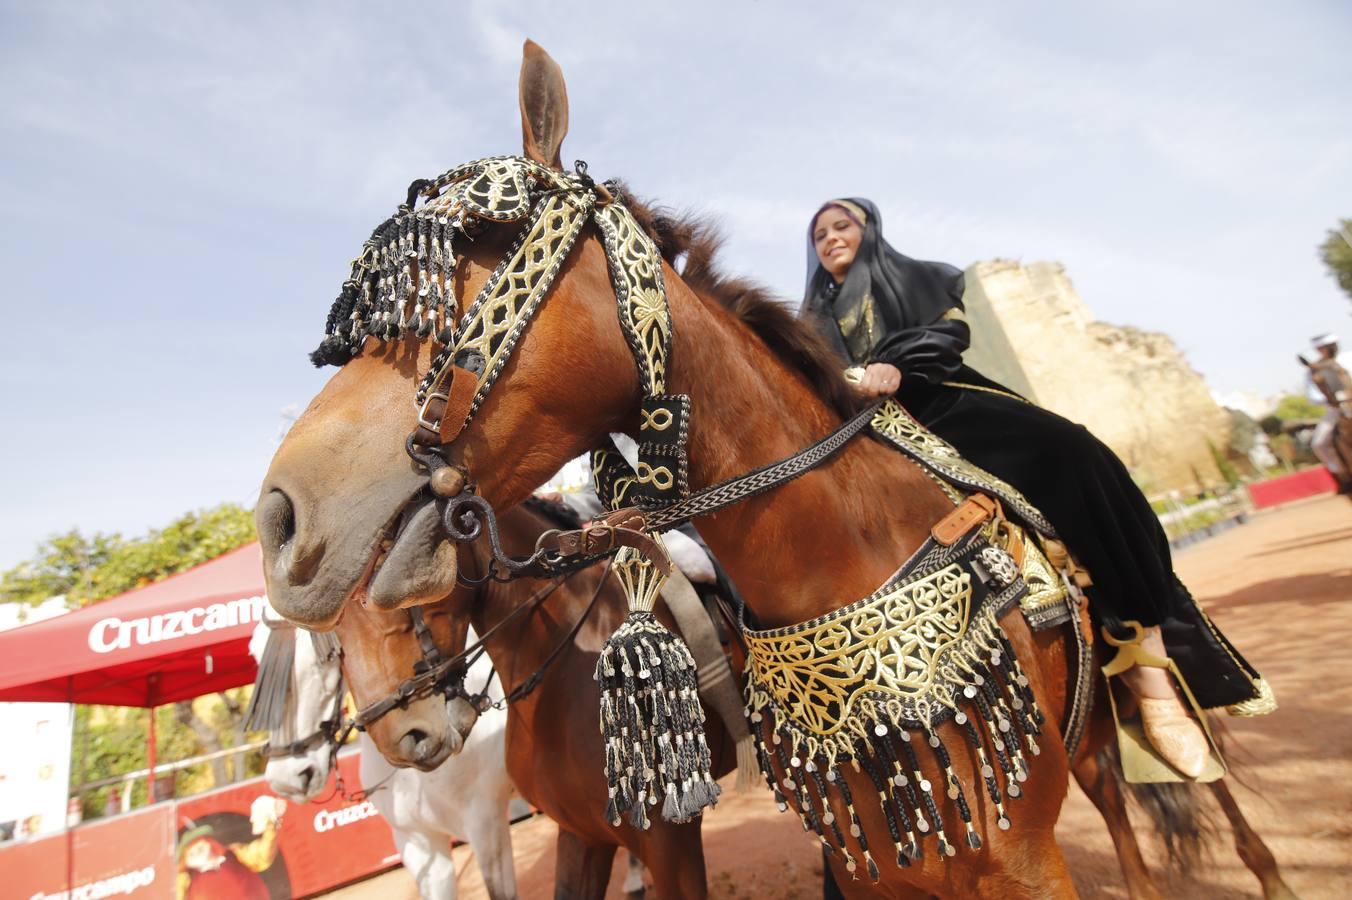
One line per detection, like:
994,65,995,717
595,542,721,828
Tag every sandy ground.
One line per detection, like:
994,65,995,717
328,494,1352,899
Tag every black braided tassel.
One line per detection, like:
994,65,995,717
595,610,719,827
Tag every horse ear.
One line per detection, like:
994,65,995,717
519,39,569,169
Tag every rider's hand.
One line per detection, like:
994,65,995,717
854,363,902,398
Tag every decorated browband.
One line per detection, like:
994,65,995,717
311,155,690,510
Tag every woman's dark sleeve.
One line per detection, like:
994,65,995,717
868,315,970,385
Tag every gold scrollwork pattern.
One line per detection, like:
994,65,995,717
446,191,593,423
635,461,675,492
459,158,533,221
743,536,1047,864
746,563,973,739
1015,531,1070,616
640,407,674,432
591,445,639,511
595,204,672,397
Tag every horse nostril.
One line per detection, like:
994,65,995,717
257,490,296,557
298,765,316,792
414,734,445,764
399,728,429,760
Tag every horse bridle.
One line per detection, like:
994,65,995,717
349,552,614,729
306,153,887,747
262,685,349,761
308,154,886,590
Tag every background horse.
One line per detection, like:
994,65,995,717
247,617,518,900
335,497,736,899
257,40,1289,899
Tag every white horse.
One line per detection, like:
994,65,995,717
247,616,519,900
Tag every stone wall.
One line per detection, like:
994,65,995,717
961,260,1230,494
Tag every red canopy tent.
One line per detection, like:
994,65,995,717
0,542,267,707
0,543,409,897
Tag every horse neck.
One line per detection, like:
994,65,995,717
663,282,952,628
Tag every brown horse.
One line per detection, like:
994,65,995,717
258,40,1290,899
334,498,735,898
334,499,1287,900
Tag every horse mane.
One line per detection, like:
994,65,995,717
615,185,862,419
522,494,583,530
244,624,296,733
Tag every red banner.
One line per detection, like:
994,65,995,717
1247,466,1337,509
5,803,174,900
2,752,400,900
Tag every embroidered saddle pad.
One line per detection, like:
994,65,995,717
744,525,1047,869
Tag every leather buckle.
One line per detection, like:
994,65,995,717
582,523,616,554
416,391,449,433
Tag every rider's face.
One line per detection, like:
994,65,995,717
813,206,863,283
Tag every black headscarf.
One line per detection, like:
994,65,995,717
799,198,969,382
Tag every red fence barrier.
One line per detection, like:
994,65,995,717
1247,467,1338,509
3,752,398,900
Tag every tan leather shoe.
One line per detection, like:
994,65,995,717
1102,621,1215,780
1137,696,1208,778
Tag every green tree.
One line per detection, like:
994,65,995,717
1208,439,1242,487
81,504,257,606
0,504,256,608
1319,219,1352,302
1272,393,1326,423
0,530,120,606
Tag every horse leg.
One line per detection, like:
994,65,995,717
395,827,460,900
1072,753,1163,900
460,795,519,900
636,822,707,900
553,828,617,900
1209,780,1298,900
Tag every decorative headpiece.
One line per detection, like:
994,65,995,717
314,155,714,828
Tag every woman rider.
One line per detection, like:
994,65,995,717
802,198,1271,778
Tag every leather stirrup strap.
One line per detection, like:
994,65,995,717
931,493,1002,546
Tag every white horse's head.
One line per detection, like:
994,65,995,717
247,614,345,802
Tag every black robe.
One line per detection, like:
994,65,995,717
801,198,1263,710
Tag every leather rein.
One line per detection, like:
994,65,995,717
265,559,611,773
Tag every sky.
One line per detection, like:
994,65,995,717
1,0,1349,568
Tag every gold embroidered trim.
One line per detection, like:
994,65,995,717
940,381,1029,404
1012,528,1069,614
596,204,672,397
450,192,592,421
743,537,1045,863
1225,677,1277,717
